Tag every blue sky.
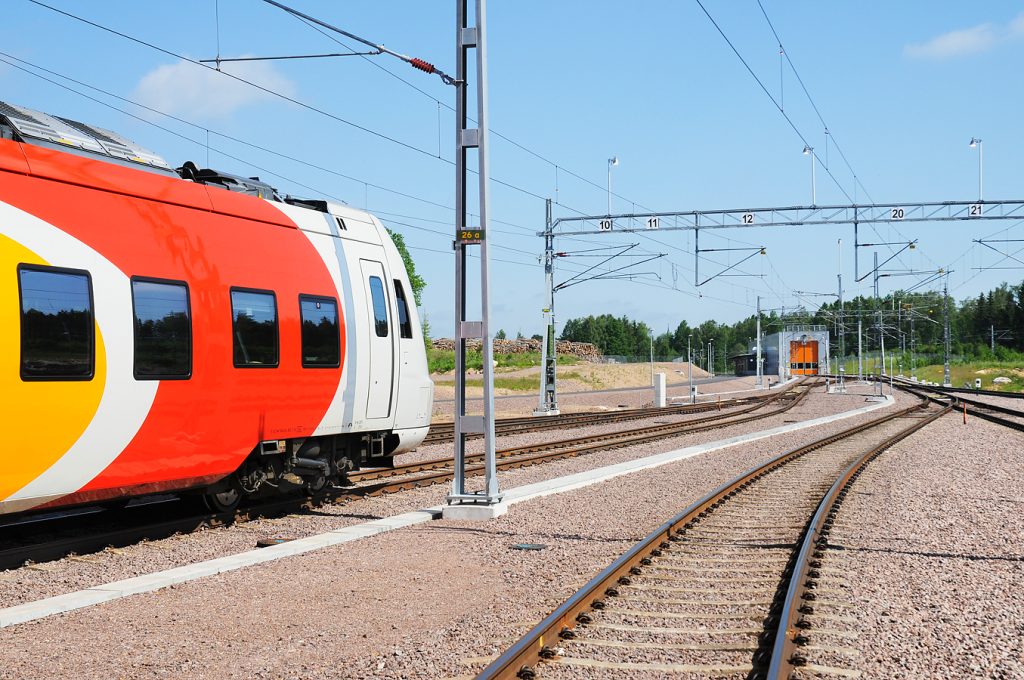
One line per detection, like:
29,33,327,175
4,1,1024,339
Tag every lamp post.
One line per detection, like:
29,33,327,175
969,137,983,201
607,156,618,214
802,145,816,205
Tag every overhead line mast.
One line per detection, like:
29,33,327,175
259,0,504,515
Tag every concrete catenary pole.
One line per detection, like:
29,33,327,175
755,296,763,388
943,271,952,386
535,198,558,416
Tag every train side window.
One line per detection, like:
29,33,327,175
231,288,278,367
393,280,413,339
299,295,340,368
18,265,94,380
368,276,389,337
132,278,191,379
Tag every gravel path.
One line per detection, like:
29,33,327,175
815,411,1024,679
0,385,910,679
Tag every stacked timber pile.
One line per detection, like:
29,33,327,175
430,338,601,361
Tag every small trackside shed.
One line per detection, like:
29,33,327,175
763,326,830,379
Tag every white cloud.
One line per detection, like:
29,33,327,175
905,13,1024,59
132,58,296,119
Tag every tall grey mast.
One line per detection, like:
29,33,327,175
943,271,952,387
447,0,502,513
536,198,559,415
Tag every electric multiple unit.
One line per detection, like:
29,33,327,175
0,101,433,515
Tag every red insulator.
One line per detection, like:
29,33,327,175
409,58,435,74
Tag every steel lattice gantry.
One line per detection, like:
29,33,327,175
532,198,1024,413
544,199,1024,284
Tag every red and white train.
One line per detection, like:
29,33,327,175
0,101,433,515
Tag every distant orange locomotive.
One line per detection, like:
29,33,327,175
0,101,433,515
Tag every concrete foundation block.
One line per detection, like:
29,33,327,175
442,502,509,521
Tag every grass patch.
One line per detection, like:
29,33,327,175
561,370,605,389
914,361,1024,391
428,349,579,374
447,376,539,391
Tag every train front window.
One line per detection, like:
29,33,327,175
132,279,191,379
18,265,94,380
368,276,389,337
299,295,340,367
231,289,278,367
393,280,413,339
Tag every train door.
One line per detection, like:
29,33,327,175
790,341,806,375
360,259,394,419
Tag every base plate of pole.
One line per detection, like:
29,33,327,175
532,408,560,416
442,501,508,521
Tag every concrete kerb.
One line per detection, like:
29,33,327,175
0,394,893,630
670,376,799,403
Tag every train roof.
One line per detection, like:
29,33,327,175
0,100,174,174
0,101,379,230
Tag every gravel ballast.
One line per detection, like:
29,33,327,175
0,385,921,679
0,385,878,610
817,411,1024,678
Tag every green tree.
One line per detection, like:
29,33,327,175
386,228,426,306
495,329,507,339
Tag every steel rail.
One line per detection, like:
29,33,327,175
893,378,1024,432
476,399,929,680
422,392,778,445
767,402,950,677
356,385,813,495
353,382,807,483
894,378,1024,400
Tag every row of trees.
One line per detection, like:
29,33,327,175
560,280,1024,371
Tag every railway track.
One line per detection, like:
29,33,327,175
422,391,785,446
0,381,812,572
351,380,811,487
893,378,1024,432
478,398,948,679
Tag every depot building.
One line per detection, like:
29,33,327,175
730,325,831,379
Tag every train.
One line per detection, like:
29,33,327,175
0,101,433,516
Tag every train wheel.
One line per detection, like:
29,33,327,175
202,486,241,513
304,475,328,496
